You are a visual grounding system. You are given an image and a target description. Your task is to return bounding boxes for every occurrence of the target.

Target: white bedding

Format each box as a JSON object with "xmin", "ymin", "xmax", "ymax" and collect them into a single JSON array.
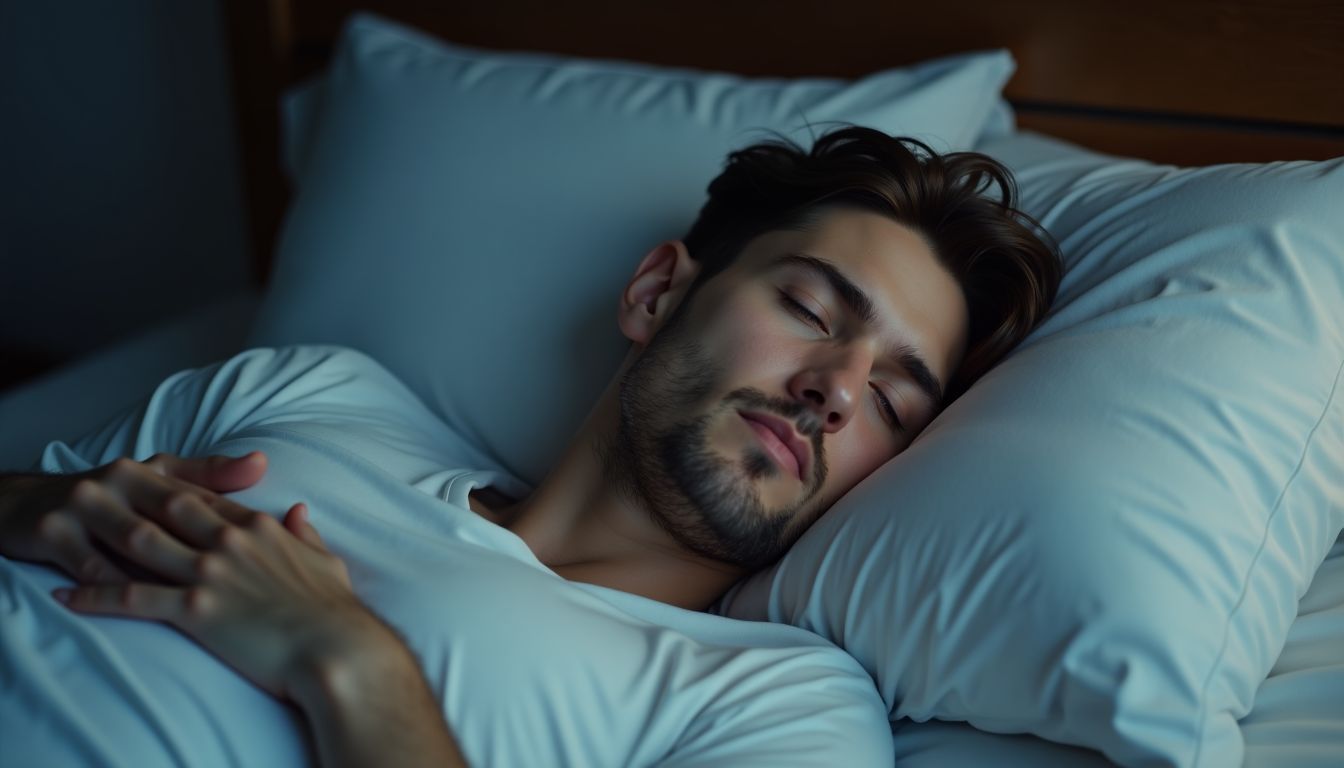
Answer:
[
  {"xmin": 888, "ymin": 533, "xmax": 1344, "ymax": 767},
  {"xmin": 0, "ymin": 289, "xmax": 261, "ymax": 472},
  {"xmin": 2, "ymin": 345, "xmax": 891, "ymax": 767},
  {"xmin": 270, "ymin": 20, "xmax": 1344, "ymax": 758},
  {"xmin": 1, "ymin": 287, "xmax": 1341, "ymax": 766}
]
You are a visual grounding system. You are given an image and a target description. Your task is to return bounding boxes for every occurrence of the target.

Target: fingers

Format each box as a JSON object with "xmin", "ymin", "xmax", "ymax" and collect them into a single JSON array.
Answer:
[
  {"xmin": 200, "ymin": 495, "xmax": 271, "ymax": 528},
  {"xmin": 165, "ymin": 493, "xmax": 237, "ymax": 549},
  {"xmin": 54, "ymin": 582, "xmax": 191, "ymax": 624},
  {"xmin": 73, "ymin": 480, "xmax": 201, "ymax": 584},
  {"xmin": 143, "ymin": 454, "xmax": 271, "ymax": 526},
  {"xmin": 118, "ymin": 479, "xmax": 235, "ymax": 548},
  {"xmin": 37, "ymin": 512, "xmax": 131, "ymax": 584},
  {"xmin": 10, "ymin": 453, "xmax": 308, "ymax": 599},
  {"xmin": 282, "ymin": 503, "xmax": 329, "ymax": 552},
  {"xmin": 146, "ymin": 451, "xmax": 268, "ymax": 493},
  {"xmin": 108, "ymin": 455, "xmax": 262, "ymax": 532}
]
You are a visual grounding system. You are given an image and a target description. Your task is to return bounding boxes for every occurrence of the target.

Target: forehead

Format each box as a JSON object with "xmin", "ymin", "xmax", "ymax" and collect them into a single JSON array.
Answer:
[{"xmin": 735, "ymin": 206, "xmax": 969, "ymax": 383}]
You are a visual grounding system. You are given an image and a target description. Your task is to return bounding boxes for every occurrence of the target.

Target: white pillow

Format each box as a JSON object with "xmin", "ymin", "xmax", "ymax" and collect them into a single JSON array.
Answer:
[
  {"xmin": 249, "ymin": 12, "xmax": 1015, "ymax": 483},
  {"xmin": 715, "ymin": 131, "xmax": 1344, "ymax": 766},
  {"xmin": 249, "ymin": 13, "xmax": 1344, "ymax": 764}
]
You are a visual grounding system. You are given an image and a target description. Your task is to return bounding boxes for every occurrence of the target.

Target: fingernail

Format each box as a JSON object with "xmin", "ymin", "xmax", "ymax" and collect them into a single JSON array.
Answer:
[{"xmin": 52, "ymin": 588, "xmax": 72, "ymax": 604}]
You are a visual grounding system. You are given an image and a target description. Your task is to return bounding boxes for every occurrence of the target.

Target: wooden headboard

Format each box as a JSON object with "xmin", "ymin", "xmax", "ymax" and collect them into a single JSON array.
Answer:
[{"xmin": 224, "ymin": 0, "xmax": 1344, "ymax": 285}]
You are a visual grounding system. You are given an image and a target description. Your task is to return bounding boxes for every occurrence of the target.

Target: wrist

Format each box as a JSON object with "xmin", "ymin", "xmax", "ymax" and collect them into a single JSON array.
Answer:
[
  {"xmin": 288, "ymin": 610, "xmax": 415, "ymax": 710},
  {"xmin": 287, "ymin": 610, "xmax": 465, "ymax": 768},
  {"xmin": 0, "ymin": 472, "xmax": 69, "ymax": 533},
  {"xmin": 0, "ymin": 474, "xmax": 39, "ymax": 518}
]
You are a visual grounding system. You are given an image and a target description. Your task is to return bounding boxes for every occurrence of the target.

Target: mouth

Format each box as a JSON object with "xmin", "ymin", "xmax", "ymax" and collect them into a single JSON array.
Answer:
[{"xmin": 738, "ymin": 410, "xmax": 810, "ymax": 482}]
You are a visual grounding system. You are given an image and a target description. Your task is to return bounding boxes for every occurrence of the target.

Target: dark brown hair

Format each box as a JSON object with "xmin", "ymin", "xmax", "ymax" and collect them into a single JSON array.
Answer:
[{"xmin": 681, "ymin": 125, "xmax": 1061, "ymax": 402}]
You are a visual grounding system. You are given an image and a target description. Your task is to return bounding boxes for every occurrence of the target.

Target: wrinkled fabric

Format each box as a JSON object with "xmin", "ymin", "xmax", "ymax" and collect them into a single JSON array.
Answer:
[{"xmin": 1, "ymin": 345, "xmax": 890, "ymax": 767}]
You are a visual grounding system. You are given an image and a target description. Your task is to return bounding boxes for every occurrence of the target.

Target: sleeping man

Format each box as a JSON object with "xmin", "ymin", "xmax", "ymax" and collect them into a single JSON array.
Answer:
[{"xmin": 0, "ymin": 127, "xmax": 1059, "ymax": 767}]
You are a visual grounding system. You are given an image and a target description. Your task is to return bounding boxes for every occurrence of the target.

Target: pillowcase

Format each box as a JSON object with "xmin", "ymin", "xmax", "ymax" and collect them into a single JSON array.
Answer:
[
  {"xmin": 715, "ymin": 131, "xmax": 1344, "ymax": 766},
  {"xmin": 249, "ymin": 12, "xmax": 1015, "ymax": 483},
  {"xmin": 253, "ymin": 12, "xmax": 1344, "ymax": 764}
]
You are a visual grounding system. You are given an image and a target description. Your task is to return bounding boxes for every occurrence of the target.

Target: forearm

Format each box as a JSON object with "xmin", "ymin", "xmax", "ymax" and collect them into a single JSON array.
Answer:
[
  {"xmin": 292, "ymin": 620, "xmax": 468, "ymax": 768},
  {"xmin": 0, "ymin": 472, "xmax": 72, "ymax": 546}
]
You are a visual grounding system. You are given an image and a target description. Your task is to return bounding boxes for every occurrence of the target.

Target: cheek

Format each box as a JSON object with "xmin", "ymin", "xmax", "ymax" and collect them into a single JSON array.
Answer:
[{"xmin": 702, "ymin": 298, "xmax": 804, "ymax": 383}]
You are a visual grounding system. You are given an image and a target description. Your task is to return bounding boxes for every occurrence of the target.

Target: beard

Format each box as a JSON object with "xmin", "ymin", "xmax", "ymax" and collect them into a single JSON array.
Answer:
[{"xmin": 597, "ymin": 297, "xmax": 826, "ymax": 571}]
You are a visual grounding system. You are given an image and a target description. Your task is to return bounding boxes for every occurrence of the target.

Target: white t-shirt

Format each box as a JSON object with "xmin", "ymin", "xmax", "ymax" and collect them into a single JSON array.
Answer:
[{"xmin": 0, "ymin": 345, "xmax": 890, "ymax": 767}]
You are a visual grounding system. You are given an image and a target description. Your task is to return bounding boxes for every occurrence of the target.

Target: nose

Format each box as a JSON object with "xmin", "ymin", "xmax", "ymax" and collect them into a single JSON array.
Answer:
[{"xmin": 789, "ymin": 345, "xmax": 872, "ymax": 434}]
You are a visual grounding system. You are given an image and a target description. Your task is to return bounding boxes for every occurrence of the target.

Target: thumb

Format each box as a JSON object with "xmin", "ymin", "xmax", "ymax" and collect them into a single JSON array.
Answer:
[
  {"xmin": 282, "ymin": 503, "xmax": 329, "ymax": 552},
  {"xmin": 153, "ymin": 451, "xmax": 268, "ymax": 492}
]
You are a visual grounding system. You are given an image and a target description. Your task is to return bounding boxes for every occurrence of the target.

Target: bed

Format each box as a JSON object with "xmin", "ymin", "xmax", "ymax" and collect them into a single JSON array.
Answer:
[{"xmin": 3, "ymin": 1, "xmax": 1342, "ymax": 766}]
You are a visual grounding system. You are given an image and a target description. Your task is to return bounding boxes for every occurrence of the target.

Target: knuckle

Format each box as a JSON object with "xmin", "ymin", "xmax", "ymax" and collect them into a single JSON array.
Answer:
[
  {"xmin": 123, "ymin": 521, "xmax": 155, "ymax": 552},
  {"xmin": 119, "ymin": 584, "xmax": 139, "ymax": 610},
  {"xmin": 162, "ymin": 499, "xmax": 184, "ymax": 523},
  {"xmin": 217, "ymin": 501, "xmax": 252, "ymax": 525},
  {"xmin": 183, "ymin": 587, "xmax": 214, "ymax": 618},
  {"xmin": 247, "ymin": 513, "xmax": 278, "ymax": 533},
  {"xmin": 165, "ymin": 492, "xmax": 195, "ymax": 515},
  {"xmin": 70, "ymin": 478, "xmax": 102, "ymax": 504},
  {"xmin": 110, "ymin": 457, "xmax": 142, "ymax": 476},
  {"xmin": 195, "ymin": 553, "xmax": 225, "ymax": 580},
  {"xmin": 217, "ymin": 526, "xmax": 246, "ymax": 551}
]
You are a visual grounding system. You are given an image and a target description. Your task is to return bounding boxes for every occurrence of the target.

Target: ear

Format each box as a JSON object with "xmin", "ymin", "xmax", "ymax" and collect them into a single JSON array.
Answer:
[{"xmin": 617, "ymin": 240, "xmax": 701, "ymax": 345}]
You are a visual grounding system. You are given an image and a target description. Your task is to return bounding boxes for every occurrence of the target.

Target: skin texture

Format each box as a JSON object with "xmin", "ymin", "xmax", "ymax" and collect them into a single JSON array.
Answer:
[
  {"xmin": 1, "ymin": 455, "xmax": 466, "ymax": 767},
  {"xmin": 0, "ymin": 204, "xmax": 968, "ymax": 766},
  {"xmin": 479, "ymin": 205, "xmax": 970, "ymax": 608},
  {"xmin": 0, "ymin": 453, "xmax": 280, "ymax": 584}
]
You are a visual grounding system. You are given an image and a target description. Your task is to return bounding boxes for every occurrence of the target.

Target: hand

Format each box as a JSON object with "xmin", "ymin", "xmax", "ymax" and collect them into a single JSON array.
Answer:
[
  {"xmin": 0, "ymin": 452, "xmax": 281, "ymax": 584},
  {"xmin": 53, "ymin": 503, "xmax": 395, "ymax": 701}
]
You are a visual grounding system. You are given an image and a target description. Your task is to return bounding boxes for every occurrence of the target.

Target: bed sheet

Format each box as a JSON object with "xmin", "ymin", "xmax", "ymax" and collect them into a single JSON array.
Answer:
[
  {"xmin": 2, "ymin": 193, "xmax": 1341, "ymax": 767},
  {"xmin": 6, "ymin": 295, "xmax": 1342, "ymax": 767},
  {"xmin": 2, "ymin": 346, "xmax": 893, "ymax": 766},
  {"xmin": 0, "ymin": 289, "xmax": 260, "ymax": 472}
]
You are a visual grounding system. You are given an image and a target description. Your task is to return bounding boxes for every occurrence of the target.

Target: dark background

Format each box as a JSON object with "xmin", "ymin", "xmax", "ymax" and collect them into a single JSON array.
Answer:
[{"xmin": 0, "ymin": 0, "xmax": 252, "ymax": 392}]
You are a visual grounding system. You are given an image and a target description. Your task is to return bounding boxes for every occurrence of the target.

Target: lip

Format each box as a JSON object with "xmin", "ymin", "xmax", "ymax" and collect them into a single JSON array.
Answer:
[{"xmin": 738, "ymin": 410, "xmax": 810, "ymax": 482}]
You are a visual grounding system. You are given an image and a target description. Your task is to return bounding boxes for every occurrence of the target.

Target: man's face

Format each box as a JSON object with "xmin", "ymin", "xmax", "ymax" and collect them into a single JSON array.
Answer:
[{"xmin": 607, "ymin": 206, "xmax": 969, "ymax": 570}]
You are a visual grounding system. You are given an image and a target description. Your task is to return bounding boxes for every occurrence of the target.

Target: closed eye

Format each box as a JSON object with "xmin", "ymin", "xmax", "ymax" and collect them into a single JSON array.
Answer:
[
  {"xmin": 782, "ymin": 291, "xmax": 905, "ymax": 435},
  {"xmin": 780, "ymin": 291, "xmax": 827, "ymax": 332},
  {"xmin": 871, "ymin": 384, "xmax": 905, "ymax": 434}
]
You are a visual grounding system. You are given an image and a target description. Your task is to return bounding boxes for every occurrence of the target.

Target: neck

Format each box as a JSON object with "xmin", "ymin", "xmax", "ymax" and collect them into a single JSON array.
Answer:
[{"xmin": 474, "ymin": 375, "xmax": 746, "ymax": 611}]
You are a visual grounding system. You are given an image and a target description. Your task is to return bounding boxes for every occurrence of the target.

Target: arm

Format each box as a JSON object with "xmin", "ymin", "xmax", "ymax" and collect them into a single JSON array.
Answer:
[
  {"xmin": 0, "ymin": 473, "xmax": 65, "ymax": 533},
  {"xmin": 53, "ymin": 502, "xmax": 469, "ymax": 768},
  {"xmin": 1, "ymin": 348, "xmax": 371, "ymax": 580},
  {"xmin": 292, "ymin": 616, "xmax": 468, "ymax": 768},
  {"xmin": 7, "ymin": 346, "xmax": 466, "ymax": 763}
]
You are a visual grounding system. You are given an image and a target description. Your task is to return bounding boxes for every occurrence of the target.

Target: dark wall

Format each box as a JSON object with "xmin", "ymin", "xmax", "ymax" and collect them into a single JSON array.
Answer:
[{"xmin": 0, "ymin": 0, "xmax": 251, "ymax": 389}]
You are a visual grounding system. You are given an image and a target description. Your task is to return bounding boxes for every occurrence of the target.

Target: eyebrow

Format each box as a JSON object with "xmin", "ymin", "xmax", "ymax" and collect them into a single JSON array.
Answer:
[{"xmin": 771, "ymin": 252, "xmax": 945, "ymax": 407}]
